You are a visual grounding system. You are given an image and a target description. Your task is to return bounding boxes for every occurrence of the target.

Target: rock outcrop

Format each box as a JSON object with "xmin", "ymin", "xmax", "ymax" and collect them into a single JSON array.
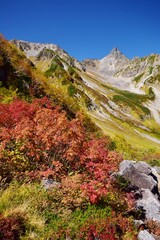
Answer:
[
  {"xmin": 119, "ymin": 160, "xmax": 160, "ymax": 239},
  {"xmin": 119, "ymin": 160, "xmax": 158, "ymax": 195},
  {"xmin": 138, "ymin": 230, "xmax": 155, "ymax": 240},
  {"xmin": 11, "ymin": 39, "xmax": 83, "ymax": 70}
]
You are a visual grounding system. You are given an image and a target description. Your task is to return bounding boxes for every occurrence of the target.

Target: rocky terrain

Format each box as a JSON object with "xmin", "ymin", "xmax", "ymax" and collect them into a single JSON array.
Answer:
[
  {"xmin": 118, "ymin": 160, "xmax": 160, "ymax": 240},
  {"xmin": 11, "ymin": 39, "xmax": 82, "ymax": 71}
]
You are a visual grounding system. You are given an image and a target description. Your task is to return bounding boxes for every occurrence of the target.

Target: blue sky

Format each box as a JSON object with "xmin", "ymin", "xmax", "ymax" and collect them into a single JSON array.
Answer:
[{"xmin": 1, "ymin": 0, "xmax": 160, "ymax": 61}]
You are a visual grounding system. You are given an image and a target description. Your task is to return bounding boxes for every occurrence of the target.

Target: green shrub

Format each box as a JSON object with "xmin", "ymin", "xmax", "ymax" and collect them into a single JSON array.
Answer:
[{"xmin": 68, "ymin": 84, "xmax": 77, "ymax": 96}]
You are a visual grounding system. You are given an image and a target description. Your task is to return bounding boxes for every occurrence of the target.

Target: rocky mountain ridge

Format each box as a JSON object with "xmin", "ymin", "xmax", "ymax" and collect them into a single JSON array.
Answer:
[
  {"xmin": 11, "ymin": 39, "xmax": 82, "ymax": 70},
  {"xmin": 81, "ymin": 47, "xmax": 160, "ymax": 126}
]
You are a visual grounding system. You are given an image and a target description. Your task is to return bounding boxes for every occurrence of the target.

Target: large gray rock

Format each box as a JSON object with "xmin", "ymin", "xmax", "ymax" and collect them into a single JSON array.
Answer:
[
  {"xmin": 137, "ymin": 189, "xmax": 160, "ymax": 222},
  {"xmin": 119, "ymin": 160, "xmax": 158, "ymax": 194},
  {"xmin": 138, "ymin": 230, "xmax": 155, "ymax": 240}
]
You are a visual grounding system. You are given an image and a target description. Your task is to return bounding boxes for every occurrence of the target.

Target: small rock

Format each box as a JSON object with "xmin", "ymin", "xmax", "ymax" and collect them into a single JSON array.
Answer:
[
  {"xmin": 138, "ymin": 230, "xmax": 155, "ymax": 240},
  {"xmin": 42, "ymin": 178, "xmax": 60, "ymax": 190}
]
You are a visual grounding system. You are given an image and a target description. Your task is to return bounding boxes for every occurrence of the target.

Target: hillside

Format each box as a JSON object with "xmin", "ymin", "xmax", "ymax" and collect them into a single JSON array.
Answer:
[
  {"xmin": 1, "ymin": 36, "xmax": 160, "ymax": 239},
  {"xmin": 12, "ymin": 39, "xmax": 160, "ymax": 158}
]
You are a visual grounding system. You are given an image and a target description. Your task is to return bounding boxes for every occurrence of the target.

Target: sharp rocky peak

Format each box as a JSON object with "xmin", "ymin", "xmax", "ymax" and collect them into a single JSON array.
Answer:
[
  {"xmin": 110, "ymin": 47, "xmax": 122, "ymax": 54},
  {"xmin": 104, "ymin": 47, "xmax": 129, "ymax": 61}
]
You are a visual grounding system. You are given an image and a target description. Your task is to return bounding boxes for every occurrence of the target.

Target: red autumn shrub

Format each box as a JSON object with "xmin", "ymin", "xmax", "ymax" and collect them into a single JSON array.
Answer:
[
  {"xmin": 0, "ymin": 214, "xmax": 25, "ymax": 240},
  {"xmin": 0, "ymin": 97, "xmax": 122, "ymax": 204}
]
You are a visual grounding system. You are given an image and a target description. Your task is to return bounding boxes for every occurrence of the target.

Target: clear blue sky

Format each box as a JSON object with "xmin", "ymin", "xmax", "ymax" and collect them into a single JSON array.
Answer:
[{"xmin": 1, "ymin": 0, "xmax": 160, "ymax": 61}]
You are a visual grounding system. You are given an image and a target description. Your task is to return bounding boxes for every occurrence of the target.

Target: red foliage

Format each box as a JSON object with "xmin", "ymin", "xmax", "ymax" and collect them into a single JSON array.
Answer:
[
  {"xmin": 0, "ymin": 214, "xmax": 25, "ymax": 240},
  {"xmin": 87, "ymin": 224, "xmax": 117, "ymax": 240},
  {"xmin": 79, "ymin": 213, "xmax": 136, "ymax": 240},
  {"xmin": 0, "ymin": 97, "xmax": 122, "ymax": 203},
  {"xmin": 79, "ymin": 216, "xmax": 118, "ymax": 240}
]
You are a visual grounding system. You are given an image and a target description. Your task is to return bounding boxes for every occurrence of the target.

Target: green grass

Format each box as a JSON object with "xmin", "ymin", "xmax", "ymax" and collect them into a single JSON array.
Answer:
[
  {"xmin": 101, "ymin": 84, "xmax": 153, "ymax": 116},
  {"xmin": 148, "ymin": 55, "xmax": 156, "ymax": 64},
  {"xmin": 112, "ymin": 94, "xmax": 150, "ymax": 115},
  {"xmin": 0, "ymin": 182, "xmax": 46, "ymax": 239},
  {"xmin": 133, "ymin": 73, "xmax": 144, "ymax": 83},
  {"xmin": 149, "ymin": 66, "xmax": 154, "ymax": 75},
  {"xmin": 89, "ymin": 112, "xmax": 160, "ymax": 158},
  {"xmin": 0, "ymin": 181, "xmax": 113, "ymax": 240},
  {"xmin": 77, "ymin": 71, "xmax": 160, "ymax": 157}
]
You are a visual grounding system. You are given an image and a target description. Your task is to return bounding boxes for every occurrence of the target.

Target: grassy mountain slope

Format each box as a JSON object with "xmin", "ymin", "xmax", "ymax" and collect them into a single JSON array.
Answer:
[
  {"xmin": 79, "ymin": 70, "xmax": 160, "ymax": 153},
  {"xmin": 0, "ymin": 36, "xmax": 140, "ymax": 239},
  {"xmin": 16, "ymin": 39, "xmax": 160, "ymax": 158}
]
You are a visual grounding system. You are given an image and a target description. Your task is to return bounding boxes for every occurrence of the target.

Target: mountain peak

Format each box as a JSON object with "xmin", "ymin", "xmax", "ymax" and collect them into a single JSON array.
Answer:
[
  {"xmin": 108, "ymin": 47, "xmax": 128, "ymax": 60},
  {"xmin": 110, "ymin": 47, "xmax": 121, "ymax": 53},
  {"xmin": 97, "ymin": 48, "xmax": 129, "ymax": 74}
]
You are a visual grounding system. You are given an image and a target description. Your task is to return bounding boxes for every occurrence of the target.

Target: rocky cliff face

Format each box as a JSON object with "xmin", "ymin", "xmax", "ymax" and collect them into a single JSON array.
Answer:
[
  {"xmin": 11, "ymin": 39, "xmax": 66, "ymax": 58},
  {"xmin": 98, "ymin": 47, "xmax": 129, "ymax": 74}
]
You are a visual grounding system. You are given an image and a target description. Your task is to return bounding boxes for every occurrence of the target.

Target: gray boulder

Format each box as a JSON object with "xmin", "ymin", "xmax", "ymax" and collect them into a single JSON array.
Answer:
[
  {"xmin": 137, "ymin": 189, "xmax": 160, "ymax": 222},
  {"xmin": 138, "ymin": 230, "xmax": 155, "ymax": 240},
  {"xmin": 119, "ymin": 160, "xmax": 158, "ymax": 194}
]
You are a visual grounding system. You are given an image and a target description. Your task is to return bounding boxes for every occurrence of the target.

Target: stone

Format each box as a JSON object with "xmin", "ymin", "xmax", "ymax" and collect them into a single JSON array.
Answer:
[
  {"xmin": 154, "ymin": 167, "xmax": 160, "ymax": 175},
  {"xmin": 138, "ymin": 230, "xmax": 155, "ymax": 240},
  {"xmin": 136, "ymin": 189, "xmax": 160, "ymax": 222},
  {"xmin": 119, "ymin": 160, "xmax": 158, "ymax": 194},
  {"xmin": 152, "ymin": 167, "xmax": 160, "ymax": 192},
  {"xmin": 119, "ymin": 160, "xmax": 136, "ymax": 173},
  {"xmin": 41, "ymin": 178, "xmax": 60, "ymax": 190},
  {"xmin": 152, "ymin": 235, "xmax": 160, "ymax": 240}
]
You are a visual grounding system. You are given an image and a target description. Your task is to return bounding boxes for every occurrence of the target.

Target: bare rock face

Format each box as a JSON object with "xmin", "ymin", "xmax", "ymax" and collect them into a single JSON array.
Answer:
[
  {"xmin": 82, "ymin": 48, "xmax": 129, "ymax": 74},
  {"xmin": 11, "ymin": 39, "xmax": 31, "ymax": 51},
  {"xmin": 99, "ymin": 47, "xmax": 129, "ymax": 74},
  {"xmin": 11, "ymin": 39, "xmax": 60, "ymax": 57},
  {"xmin": 82, "ymin": 59, "xmax": 98, "ymax": 68}
]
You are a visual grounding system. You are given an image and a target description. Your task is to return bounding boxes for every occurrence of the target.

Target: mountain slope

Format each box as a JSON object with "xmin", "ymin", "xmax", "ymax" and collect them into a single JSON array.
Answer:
[
  {"xmin": 12, "ymin": 39, "xmax": 160, "ymax": 156},
  {"xmin": 1, "ymin": 37, "xmax": 140, "ymax": 240},
  {"xmin": 80, "ymin": 51, "xmax": 160, "ymax": 153}
]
